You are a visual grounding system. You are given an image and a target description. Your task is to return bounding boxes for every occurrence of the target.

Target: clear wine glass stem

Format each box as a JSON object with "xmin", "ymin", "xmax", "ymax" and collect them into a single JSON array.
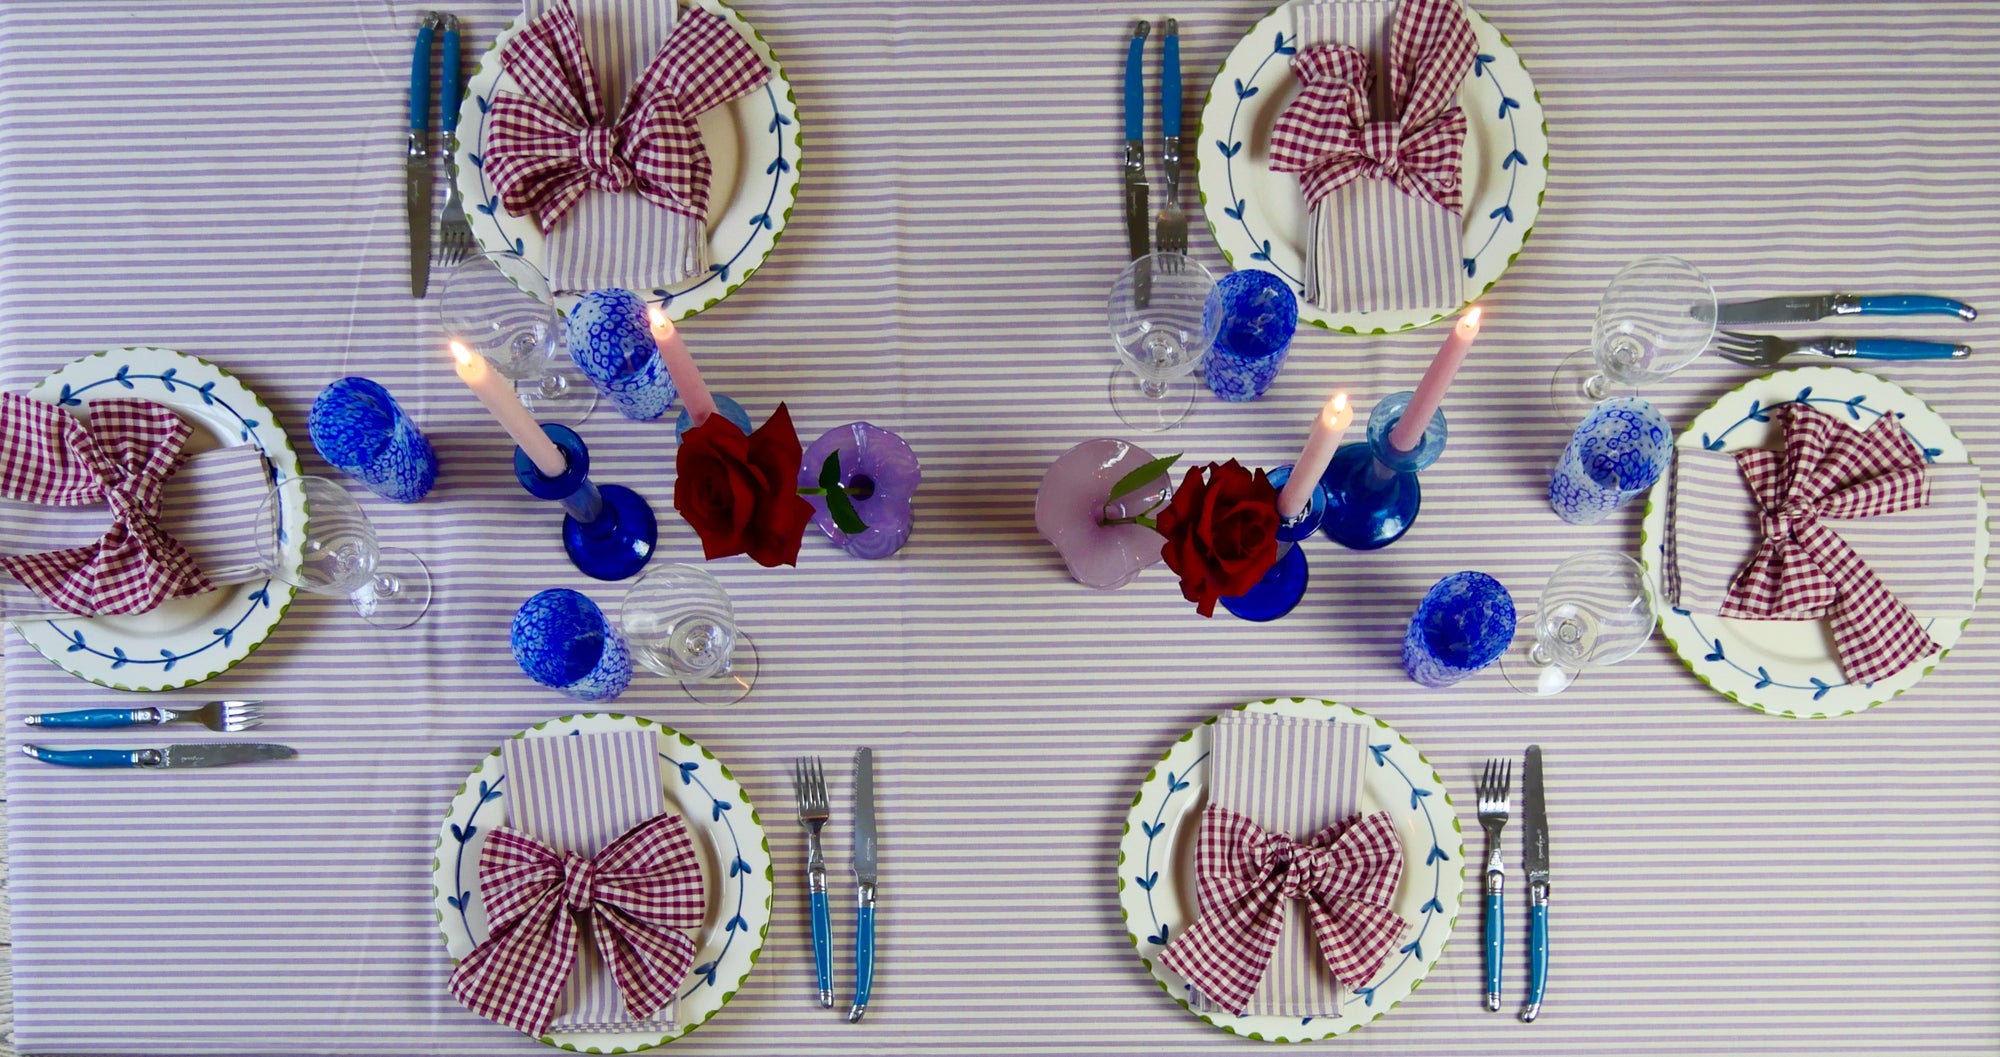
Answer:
[
  {"xmin": 1139, "ymin": 377, "xmax": 1168, "ymax": 399},
  {"xmin": 1583, "ymin": 372, "xmax": 1613, "ymax": 399}
]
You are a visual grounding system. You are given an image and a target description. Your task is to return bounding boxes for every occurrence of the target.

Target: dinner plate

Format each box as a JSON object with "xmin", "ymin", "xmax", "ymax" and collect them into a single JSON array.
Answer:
[
  {"xmin": 454, "ymin": 0, "xmax": 802, "ymax": 320},
  {"xmin": 1116, "ymin": 697, "xmax": 1464, "ymax": 1042},
  {"xmin": 1638, "ymin": 367, "xmax": 1989, "ymax": 718},
  {"xmin": 1197, "ymin": 1, "xmax": 1548, "ymax": 334},
  {"xmin": 431, "ymin": 712, "xmax": 774, "ymax": 1052},
  {"xmin": 14, "ymin": 347, "xmax": 301, "ymax": 692}
]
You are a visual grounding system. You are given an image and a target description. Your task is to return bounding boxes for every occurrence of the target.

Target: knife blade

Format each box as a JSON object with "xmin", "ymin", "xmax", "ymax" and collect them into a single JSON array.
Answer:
[
  {"xmin": 21, "ymin": 743, "xmax": 297, "ymax": 769},
  {"xmin": 1123, "ymin": 20, "xmax": 1152, "ymax": 284},
  {"xmin": 1521, "ymin": 745, "xmax": 1549, "ymax": 1023},
  {"xmin": 847, "ymin": 747, "xmax": 877, "ymax": 1023},
  {"xmin": 1714, "ymin": 294, "xmax": 1977, "ymax": 324},
  {"xmin": 407, "ymin": 12, "xmax": 442, "ymax": 298}
]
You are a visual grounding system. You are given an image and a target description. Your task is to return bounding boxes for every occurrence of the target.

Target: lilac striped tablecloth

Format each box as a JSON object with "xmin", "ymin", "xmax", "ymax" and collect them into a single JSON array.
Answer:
[{"xmin": 2, "ymin": 2, "xmax": 1997, "ymax": 1054}]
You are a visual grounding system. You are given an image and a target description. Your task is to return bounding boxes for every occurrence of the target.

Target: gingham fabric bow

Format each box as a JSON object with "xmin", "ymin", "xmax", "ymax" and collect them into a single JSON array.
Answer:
[
  {"xmin": 1268, "ymin": 0, "xmax": 1476, "ymax": 213},
  {"xmin": 483, "ymin": 2, "xmax": 770, "ymax": 232},
  {"xmin": 1721, "ymin": 402, "xmax": 1940, "ymax": 685},
  {"xmin": 0, "ymin": 393, "xmax": 213, "ymax": 615},
  {"xmin": 447, "ymin": 812, "xmax": 706, "ymax": 1037},
  {"xmin": 1159, "ymin": 806, "xmax": 1407, "ymax": 1015}
]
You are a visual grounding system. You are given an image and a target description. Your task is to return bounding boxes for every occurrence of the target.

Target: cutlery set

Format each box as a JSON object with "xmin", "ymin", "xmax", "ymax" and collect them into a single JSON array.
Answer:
[
  {"xmin": 1124, "ymin": 18, "xmax": 1189, "ymax": 305},
  {"xmin": 21, "ymin": 700, "xmax": 294, "ymax": 770},
  {"xmin": 1710, "ymin": 292, "xmax": 1976, "ymax": 366},
  {"xmin": 794, "ymin": 749, "xmax": 879, "ymax": 1023},
  {"xmin": 409, "ymin": 11, "xmax": 472, "ymax": 298},
  {"xmin": 1478, "ymin": 746, "xmax": 1550, "ymax": 1022}
]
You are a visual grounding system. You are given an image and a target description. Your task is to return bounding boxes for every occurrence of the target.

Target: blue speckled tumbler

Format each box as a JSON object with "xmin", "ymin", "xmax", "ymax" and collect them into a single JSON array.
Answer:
[
  {"xmin": 1548, "ymin": 397, "xmax": 1673, "ymax": 525},
  {"xmin": 308, "ymin": 377, "xmax": 437, "ymax": 503},
  {"xmin": 510, "ymin": 589, "xmax": 633, "ymax": 702},
  {"xmin": 1402, "ymin": 571, "xmax": 1516, "ymax": 688},
  {"xmin": 566, "ymin": 289, "xmax": 679, "ymax": 421},
  {"xmin": 1203, "ymin": 269, "xmax": 1299, "ymax": 402}
]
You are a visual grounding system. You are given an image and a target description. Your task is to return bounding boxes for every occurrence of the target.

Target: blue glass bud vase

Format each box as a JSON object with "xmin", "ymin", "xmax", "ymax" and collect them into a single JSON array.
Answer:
[
  {"xmin": 1220, "ymin": 463, "xmax": 1325, "ymax": 622},
  {"xmin": 308, "ymin": 377, "xmax": 437, "ymax": 502},
  {"xmin": 674, "ymin": 394, "xmax": 754, "ymax": 440},
  {"xmin": 1320, "ymin": 390, "xmax": 1447, "ymax": 550},
  {"xmin": 566, "ymin": 289, "xmax": 678, "ymax": 421},
  {"xmin": 514, "ymin": 423, "xmax": 657, "ymax": 581},
  {"xmin": 511, "ymin": 588, "xmax": 632, "ymax": 702}
]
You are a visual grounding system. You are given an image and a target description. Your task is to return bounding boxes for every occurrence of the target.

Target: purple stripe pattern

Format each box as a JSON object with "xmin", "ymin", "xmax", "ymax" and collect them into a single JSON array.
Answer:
[{"xmin": 3, "ymin": 1, "xmax": 2000, "ymax": 1055}]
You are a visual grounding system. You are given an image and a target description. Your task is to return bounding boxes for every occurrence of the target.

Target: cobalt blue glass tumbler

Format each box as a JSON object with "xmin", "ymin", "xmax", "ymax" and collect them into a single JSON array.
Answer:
[
  {"xmin": 514, "ymin": 423, "xmax": 657, "ymax": 582},
  {"xmin": 674, "ymin": 393, "xmax": 755, "ymax": 441},
  {"xmin": 1220, "ymin": 464, "xmax": 1324, "ymax": 622},
  {"xmin": 308, "ymin": 377, "xmax": 437, "ymax": 503},
  {"xmin": 566, "ymin": 289, "xmax": 678, "ymax": 421},
  {"xmin": 1203, "ymin": 270, "xmax": 1299, "ymax": 402},
  {"xmin": 511, "ymin": 588, "xmax": 633, "ymax": 702},
  {"xmin": 1549, "ymin": 397, "xmax": 1673, "ymax": 525},
  {"xmin": 1402, "ymin": 571, "xmax": 1516, "ymax": 688},
  {"xmin": 1320, "ymin": 390, "xmax": 1447, "ymax": 550}
]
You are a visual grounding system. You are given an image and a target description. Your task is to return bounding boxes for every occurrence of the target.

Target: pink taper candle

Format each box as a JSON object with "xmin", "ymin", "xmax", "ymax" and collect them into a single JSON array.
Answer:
[
  {"xmin": 648, "ymin": 307, "xmax": 718, "ymax": 429},
  {"xmin": 1387, "ymin": 305, "xmax": 1482, "ymax": 453},
  {"xmin": 450, "ymin": 341, "xmax": 568, "ymax": 478},
  {"xmin": 1278, "ymin": 391, "xmax": 1352, "ymax": 519}
]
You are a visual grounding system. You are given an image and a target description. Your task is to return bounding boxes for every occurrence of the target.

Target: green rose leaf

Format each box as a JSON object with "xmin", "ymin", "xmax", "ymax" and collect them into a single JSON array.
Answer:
[
  {"xmin": 824, "ymin": 485, "xmax": 868, "ymax": 536},
  {"xmin": 818, "ymin": 450, "xmax": 842, "ymax": 491},
  {"xmin": 1106, "ymin": 453, "xmax": 1180, "ymax": 509}
]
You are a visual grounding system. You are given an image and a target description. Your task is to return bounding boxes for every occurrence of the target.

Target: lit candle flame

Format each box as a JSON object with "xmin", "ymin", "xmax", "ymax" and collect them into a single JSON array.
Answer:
[
  {"xmin": 1461, "ymin": 306, "xmax": 1483, "ymax": 330},
  {"xmin": 449, "ymin": 341, "xmax": 474, "ymax": 367},
  {"xmin": 1333, "ymin": 391, "xmax": 1349, "ymax": 413},
  {"xmin": 647, "ymin": 306, "xmax": 669, "ymax": 329}
]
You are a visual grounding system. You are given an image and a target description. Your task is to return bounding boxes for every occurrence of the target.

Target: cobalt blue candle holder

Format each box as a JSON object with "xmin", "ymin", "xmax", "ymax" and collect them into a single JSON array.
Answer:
[
  {"xmin": 513, "ymin": 423, "xmax": 657, "ymax": 582},
  {"xmin": 307, "ymin": 377, "xmax": 437, "ymax": 503},
  {"xmin": 1549, "ymin": 397, "xmax": 1673, "ymax": 525},
  {"xmin": 510, "ymin": 588, "xmax": 633, "ymax": 702},
  {"xmin": 566, "ymin": 288, "xmax": 678, "ymax": 421},
  {"xmin": 674, "ymin": 393, "xmax": 754, "ymax": 440},
  {"xmin": 1402, "ymin": 571, "xmax": 1516, "ymax": 688},
  {"xmin": 1220, "ymin": 463, "xmax": 1325, "ymax": 622},
  {"xmin": 1320, "ymin": 390, "xmax": 1448, "ymax": 550},
  {"xmin": 1203, "ymin": 270, "xmax": 1299, "ymax": 402}
]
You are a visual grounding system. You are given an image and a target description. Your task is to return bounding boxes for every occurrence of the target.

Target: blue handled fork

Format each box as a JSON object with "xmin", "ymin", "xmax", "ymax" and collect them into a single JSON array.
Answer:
[
  {"xmin": 1477, "ymin": 757, "xmax": 1512, "ymax": 1012},
  {"xmin": 792, "ymin": 755, "xmax": 835, "ymax": 1008}
]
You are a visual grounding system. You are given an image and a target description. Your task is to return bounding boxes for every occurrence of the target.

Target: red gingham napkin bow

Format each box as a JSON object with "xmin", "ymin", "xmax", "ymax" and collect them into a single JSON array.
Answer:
[
  {"xmin": 1268, "ymin": 0, "xmax": 1476, "ymax": 214},
  {"xmin": 447, "ymin": 811, "xmax": 705, "ymax": 1037},
  {"xmin": 483, "ymin": 2, "xmax": 771, "ymax": 232},
  {"xmin": 0, "ymin": 392, "xmax": 214, "ymax": 615},
  {"xmin": 1159, "ymin": 806, "xmax": 1407, "ymax": 1015},
  {"xmin": 1721, "ymin": 402, "xmax": 1940, "ymax": 685}
]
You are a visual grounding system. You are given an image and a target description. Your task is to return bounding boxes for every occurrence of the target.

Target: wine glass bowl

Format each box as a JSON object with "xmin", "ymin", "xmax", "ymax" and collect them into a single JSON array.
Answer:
[
  {"xmin": 439, "ymin": 251, "xmax": 596, "ymax": 423},
  {"xmin": 1105, "ymin": 253, "xmax": 1221, "ymax": 432},
  {"xmin": 255, "ymin": 476, "xmax": 432, "ymax": 629},
  {"xmin": 619, "ymin": 564, "xmax": 758, "ymax": 705},
  {"xmin": 1554, "ymin": 255, "xmax": 1716, "ymax": 408},
  {"xmin": 1501, "ymin": 551, "xmax": 1654, "ymax": 695}
]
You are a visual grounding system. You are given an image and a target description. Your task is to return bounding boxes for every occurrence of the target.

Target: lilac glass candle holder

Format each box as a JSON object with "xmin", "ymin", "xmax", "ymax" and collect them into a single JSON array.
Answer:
[
  {"xmin": 1549, "ymin": 397, "xmax": 1673, "ymax": 525},
  {"xmin": 513, "ymin": 423, "xmax": 657, "ymax": 582},
  {"xmin": 308, "ymin": 377, "xmax": 437, "ymax": 503},
  {"xmin": 510, "ymin": 588, "xmax": 633, "ymax": 702},
  {"xmin": 1402, "ymin": 571, "xmax": 1516, "ymax": 688},
  {"xmin": 799, "ymin": 422, "xmax": 921, "ymax": 560},
  {"xmin": 1320, "ymin": 390, "xmax": 1448, "ymax": 550},
  {"xmin": 1218, "ymin": 463, "xmax": 1325, "ymax": 622},
  {"xmin": 1203, "ymin": 269, "xmax": 1300, "ymax": 402},
  {"xmin": 1035, "ymin": 439, "xmax": 1171, "ymax": 590}
]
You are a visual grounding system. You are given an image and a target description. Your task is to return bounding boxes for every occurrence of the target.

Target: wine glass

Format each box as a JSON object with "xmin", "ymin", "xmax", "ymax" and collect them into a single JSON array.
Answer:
[
  {"xmin": 619, "ymin": 564, "xmax": 757, "ymax": 705},
  {"xmin": 255, "ymin": 476, "xmax": 432, "ymax": 629},
  {"xmin": 1552, "ymin": 256, "xmax": 1716, "ymax": 412},
  {"xmin": 1106, "ymin": 253, "xmax": 1221, "ymax": 432},
  {"xmin": 440, "ymin": 251, "xmax": 597, "ymax": 423},
  {"xmin": 1500, "ymin": 551, "xmax": 1655, "ymax": 695}
]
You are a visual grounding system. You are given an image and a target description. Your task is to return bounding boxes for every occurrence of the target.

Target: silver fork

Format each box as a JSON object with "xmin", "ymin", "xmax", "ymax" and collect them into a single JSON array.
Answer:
[
  {"xmin": 1154, "ymin": 18, "xmax": 1187, "ymax": 269},
  {"xmin": 792, "ymin": 755, "xmax": 835, "ymax": 1008},
  {"xmin": 1477, "ymin": 757, "xmax": 1512, "ymax": 1013},
  {"xmin": 24, "ymin": 700, "xmax": 264, "ymax": 732},
  {"xmin": 436, "ymin": 13, "xmax": 474, "ymax": 269},
  {"xmin": 1714, "ymin": 329, "xmax": 1971, "ymax": 367}
]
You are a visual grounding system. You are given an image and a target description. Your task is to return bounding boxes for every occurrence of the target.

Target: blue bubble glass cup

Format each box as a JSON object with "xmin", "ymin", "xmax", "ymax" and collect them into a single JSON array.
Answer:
[
  {"xmin": 1548, "ymin": 397, "xmax": 1673, "ymax": 525},
  {"xmin": 511, "ymin": 588, "xmax": 633, "ymax": 702},
  {"xmin": 567, "ymin": 288, "xmax": 678, "ymax": 422},
  {"xmin": 1203, "ymin": 270, "xmax": 1299, "ymax": 402},
  {"xmin": 1402, "ymin": 571, "xmax": 1517, "ymax": 688},
  {"xmin": 308, "ymin": 378, "xmax": 437, "ymax": 503}
]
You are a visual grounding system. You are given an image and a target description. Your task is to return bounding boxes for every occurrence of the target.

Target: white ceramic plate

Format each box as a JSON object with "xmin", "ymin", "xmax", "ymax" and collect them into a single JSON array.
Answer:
[
  {"xmin": 454, "ymin": 0, "xmax": 802, "ymax": 319},
  {"xmin": 1198, "ymin": 2, "xmax": 1548, "ymax": 333},
  {"xmin": 15, "ymin": 347, "xmax": 301, "ymax": 692},
  {"xmin": 431, "ymin": 713, "xmax": 774, "ymax": 1052},
  {"xmin": 1117, "ymin": 698, "xmax": 1464, "ymax": 1042},
  {"xmin": 1638, "ymin": 367, "xmax": 1989, "ymax": 718}
]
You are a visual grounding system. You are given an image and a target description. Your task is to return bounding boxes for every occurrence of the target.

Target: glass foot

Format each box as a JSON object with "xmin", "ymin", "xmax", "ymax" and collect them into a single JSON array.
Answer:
[
  {"xmin": 518, "ymin": 357, "xmax": 598, "ymax": 426},
  {"xmin": 680, "ymin": 632, "xmax": 759, "ymax": 706},
  {"xmin": 353, "ymin": 547, "xmax": 433, "ymax": 630},
  {"xmin": 1108, "ymin": 367, "xmax": 1194, "ymax": 432},
  {"xmin": 1499, "ymin": 618, "xmax": 1580, "ymax": 696},
  {"xmin": 563, "ymin": 484, "xmax": 657, "ymax": 582},
  {"xmin": 1550, "ymin": 348, "xmax": 1628, "ymax": 418}
]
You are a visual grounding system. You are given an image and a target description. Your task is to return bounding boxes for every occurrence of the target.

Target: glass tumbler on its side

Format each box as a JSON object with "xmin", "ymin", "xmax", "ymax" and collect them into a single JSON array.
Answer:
[
  {"xmin": 620, "ymin": 563, "xmax": 759, "ymax": 706},
  {"xmin": 1548, "ymin": 397, "xmax": 1674, "ymax": 525},
  {"xmin": 1106, "ymin": 253, "xmax": 1221, "ymax": 432},
  {"xmin": 1402, "ymin": 571, "xmax": 1518, "ymax": 688},
  {"xmin": 510, "ymin": 588, "xmax": 633, "ymax": 703}
]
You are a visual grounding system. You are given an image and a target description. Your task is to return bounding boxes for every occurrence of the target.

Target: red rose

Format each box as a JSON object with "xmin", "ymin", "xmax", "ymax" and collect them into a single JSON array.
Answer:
[
  {"xmin": 673, "ymin": 402, "xmax": 817, "ymax": 568},
  {"xmin": 1154, "ymin": 459, "xmax": 1281, "ymax": 617}
]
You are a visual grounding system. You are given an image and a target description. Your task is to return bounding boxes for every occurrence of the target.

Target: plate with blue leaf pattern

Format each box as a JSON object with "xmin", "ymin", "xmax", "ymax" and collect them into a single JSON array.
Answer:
[
  {"xmin": 1197, "ymin": 1, "xmax": 1548, "ymax": 334},
  {"xmin": 1117, "ymin": 698, "xmax": 1463, "ymax": 1042},
  {"xmin": 1638, "ymin": 367, "xmax": 1988, "ymax": 718},
  {"xmin": 430, "ymin": 712, "xmax": 774, "ymax": 1053},
  {"xmin": 13, "ymin": 347, "xmax": 302, "ymax": 692},
  {"xmin": 453, "ymin": 0, "xmax": 802, "ymax": 321}
]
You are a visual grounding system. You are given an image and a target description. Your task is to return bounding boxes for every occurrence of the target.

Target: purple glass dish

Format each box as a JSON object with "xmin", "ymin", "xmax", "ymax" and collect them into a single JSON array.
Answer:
[
  {"xmin": 799, "ymin": 422, "xmax": 921, "ymax": 560},
  {"xmin": 1035, "ymin": 439, "xmax": 1170, "ymax": 590}
]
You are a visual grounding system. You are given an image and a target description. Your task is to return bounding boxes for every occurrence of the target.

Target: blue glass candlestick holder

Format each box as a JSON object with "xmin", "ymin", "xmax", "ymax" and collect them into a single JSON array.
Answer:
[
  {"xmin": 1319, "ymin": 390, "xmax": 1448, "ymax": 550},
  {"xmin": 674, "ymin": 393, "xmax": 754, "ymax": 440},
  {"xmin": 513, "ymin": 423, "xmax": 657, "ymax": 582},
  {"xmin": 1220, "ymin": 463, "xmax": 1325, "ymax": 622}
]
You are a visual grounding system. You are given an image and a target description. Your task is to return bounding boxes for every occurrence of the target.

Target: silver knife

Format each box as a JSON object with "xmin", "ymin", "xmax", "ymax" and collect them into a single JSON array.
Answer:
[
  {"xmin": 847, "ymin": 747, "xmax": 878, "ymax": 1024},
  {"xmin": 1521, "ymin": 745, "xmax": 1550, "ymax": 1023},
  {"xmin": 407, "ymin": 12, "xmax": 443, "ymax": 298},
  {"xmin": 1123, "ymin": 20, "xmax": 1152, "ymax": 289},
  {"xmin": 1714, "ymin": 294, "xmax": 1977, "ymax": 324},
  {"xmin": 21, "ymin": 743, "xmax": 297, "ymax": 769}
]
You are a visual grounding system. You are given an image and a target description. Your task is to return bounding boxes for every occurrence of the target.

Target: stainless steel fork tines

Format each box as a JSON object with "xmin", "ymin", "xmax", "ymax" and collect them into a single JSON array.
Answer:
[{"xmin": 1476, "ymin": 757, "xmax": 1513, "ymax": 1013}]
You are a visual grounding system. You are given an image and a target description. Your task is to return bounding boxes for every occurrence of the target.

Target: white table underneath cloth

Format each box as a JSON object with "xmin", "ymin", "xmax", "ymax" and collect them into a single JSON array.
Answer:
[{"xmin": 1, "ymin": 1, "xmax": 1996, "ymax": 1054}]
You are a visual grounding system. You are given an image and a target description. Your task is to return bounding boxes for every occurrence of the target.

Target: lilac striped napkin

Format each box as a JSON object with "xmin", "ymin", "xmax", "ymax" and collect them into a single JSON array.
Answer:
[
  {"xmin": 1666, "ymin": 447, "xmax": 1982, "ymax": 614},
  {"xmin": 522, "ymin": 0, "xmax": 707, "ymax": 295},
  {"xmin": 497, "ymin": 730, "xmax": 683, "ymax": 1032},
  {"xmin": 1293, "ymin": 1, "xmax": 1462, "ymax": 316},
  {"xmin": 1195, "ymin": 710, "xmax": 1380, "ymax": 1018}
]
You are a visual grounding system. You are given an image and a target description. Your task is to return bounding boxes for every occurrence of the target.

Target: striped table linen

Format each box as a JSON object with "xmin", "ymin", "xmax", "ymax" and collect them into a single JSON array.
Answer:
[{"xmin": 2, "ymin": 2, "xmax": 1998, "ymax": 1055}]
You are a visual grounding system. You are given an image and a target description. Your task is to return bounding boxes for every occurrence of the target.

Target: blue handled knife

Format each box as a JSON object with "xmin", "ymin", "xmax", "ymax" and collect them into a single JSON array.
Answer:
[
  {"xmin": 1716, "ymin": 294, "xmax": 1977, "ymax": 324},
  {"xmin": 1123, "ymin": 21, "xmax": 1151, "ymax": 265},
  {"xmin": 847, "ymin": 747, "xmax": 878, "ymax": 1023},
  {"xmin": 22, "ymin": 743, "xmax": 296, "ymax": 769},
  {"xmin": 407, "ymin": 12, "xmax": 443, "ymax": 298},
  {"xmin": 1521, "ymin": 745, "xmax": 1550, "ymax": 1022}
]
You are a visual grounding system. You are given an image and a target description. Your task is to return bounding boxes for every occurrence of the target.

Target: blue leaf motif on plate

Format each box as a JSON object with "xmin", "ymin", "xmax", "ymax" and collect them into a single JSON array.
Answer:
[
  {"xmin": 1134, "ymin": 871, "xmax": 1159, "ymax": 891},
  {"xmin": 1497, "ymin": 96, "xmax": 1520, "ymax": 118},
  {"xmin": 1702, "ymin": 432, "xmax": 1723, "ymax": 451},
  {"xmin": 1140, "ymin": 820, "xmax": 1164, "ymax": 839},
  {"xmin": 446, "ymin": 891, "xmax": 468, "ymax": 911},
  {"xmin": 1489, "ymin": 204, "xmax": 1514, "ymax": 222},
  {"xmin": 159, "ymin": 650, "xmax": 177, "ymax": 671},
  {"xmin": 1503, "ymin": 148, "xmax": 1528, "ymax": 169},
  {"xmin": 197, "ymin": 381, "xmax": 217, "ymax": 405},
  {"xmin": 114, "ymin": 365, "xmax": 133, "ymax": 388},
  {"xmin": 1234, "ymin": 78, "xmax": 1258, "ymax": 100},
  {"xmin": 1421, "ymin": 895, "xmax": 1445, "ymax": 913},
  {"xmin": 725, "ymin": 913, "xmax": 748, "ymax": 932},
  {"xmin": 1809, "ymin": 677, "xmax": 1832, "ymax": 700},
  {"xmin": 1223, "ymin": 198, "xmax": 1246, "ymax": 221},
  {"xmin": 1274, "ymin": 32, "xmax": 1295, "ymax": 56},
  {"xmin": 1747, "ymin": 399, "xmax": 1768, "ymax": 423},
  {"xmin": 1924, "ymin": 446, "xmax": 1943, "ymax": 460},
  {"xmin": 1355, "ymin": 985, "xmax": 1378, "ymax": 1006},
  {"xmin": 1796, "ymin": 386, "xmax": 1813, "ymax": 403},
  {"xmin": 1409, "ymin": 787, "xmax": 1432, "ymax": 809},
  {"xmin": 730, "ymin": 856, "xmax": 750, "ymax": 877},
  {"xmin": 451, "ymin": 823, "xmax": 477, "ymax": 844},
  {"xmin": 158, "ymin": 368, "xmax": 179, "ymax": 391},
  {"xmin": 478, "ymin": 779, "xmax": 501, "ymax": 804},
  {"xmin": 1250, "ymin": 239, "xmax": 1273, "ymax": 263},
  {"xmin": 694, "ymin": 960, "xmax": 719, "ymax": 986},
  {"xmin": 765, "ymin": 156, "xmax": 790, "ymax": 175},
  {"xmin": 251, "ymin": 586, "xmax": 271, "ymax": 607},
  {"xmin": 1426, "ymin": 843, "xmax": 1448, "ymax": 864},
  {"xmin": 1845, "ymin": 395, "xmax": 1866, "ymax": 419},
  {"xmin": 477, "ymin": 196, "xmax": 498, "ymax": 216},
  {"xmin": 1754, "ymin": 666, "xmax": 1773, "ymax": 689},
  {"xmin": 1165, "ymin": 769, "xmax": 1189, "ymax": 793},
  {"xmin": 57, "ymin": 384, "xmax": 80, "ymax": 407},
  {"xmin": 710, "ymin": 262, "xmax": 730, "ymax": 281},
  {"xmin": 677, "ymin": 760, "xmax": 698, "ymax": 784},
  {"xmin": 710, "ymin": 798, "xmax": 732, "ymax": 820},
  {"xmin": 1672, "ymin": 606, "xmax": 1691, "ymax": 616},
  {"xmin": 1473, "ymin": 53, "xmax": 1493, "ymax": 76},
  {"xmin": 1704, "ymin": 639, "xmax": 1725, "ymax": 662},
  {"xmin": 749, "ymin": 211, "xmax": 772, "ymax": 229},
  {"xmin": 1368, "ymin": 743, "xmax": 1389, "ymax": 765},
  {"xmin": 477, "ymin": 94, "xmax": 491, "ymax": 114},
  {"xmin": 1148, "ymin": 926, "xmax": 1170, "ymax": 946},
  {"xmin": 65, "ymin": 629, "xmax": 86, "ymax": 652},
  {"xmin": 111, "ymin": 647, "xmax": 128, "ymax": 668},
  {"xmin": 238, "ymin": 418, "xmax": 258, "ymax": 442},
  {"xmin": 468, "ymin": 152, "xmax": 483, "ymax": 170},
  {"xmin": 510, "ymin": 237, "xmax": 526, "ymax": 257},
  {"xmin": 1216, "ymin": 140, "xmax": 1242, "ymax": 159},
  {"xmin": 768, "ymin": 113, "xmax": 792, "ymax": 132},
  {"xmin": 1399, "ymin": 939, "xmax": 1422, "ymax": 959},
  {"xmin": 1462, "ymin": 257, "xmax": 1476, "ymax": 277}
]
